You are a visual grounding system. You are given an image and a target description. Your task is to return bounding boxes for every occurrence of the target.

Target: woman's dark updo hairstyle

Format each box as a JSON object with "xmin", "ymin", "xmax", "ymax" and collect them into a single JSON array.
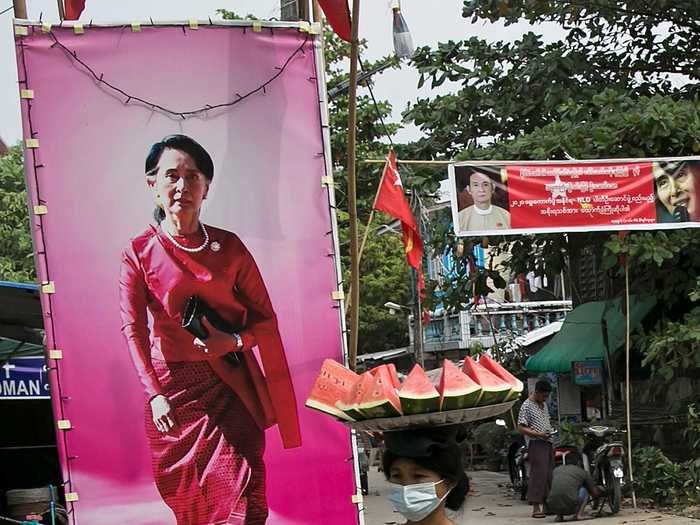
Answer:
[
  {"xmin": 382, "ymin": 426, "xmax": 470, "ymax": 511},
  {"xmin": 145, "ymin": 134, "xmax": 214, "ymax": 223}
]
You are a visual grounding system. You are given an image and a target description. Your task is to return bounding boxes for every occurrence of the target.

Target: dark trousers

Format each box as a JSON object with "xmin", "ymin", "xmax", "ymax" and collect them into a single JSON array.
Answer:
[{"xmin": 527, "ymin": 440, "xmax": 554, "ymax": 505}]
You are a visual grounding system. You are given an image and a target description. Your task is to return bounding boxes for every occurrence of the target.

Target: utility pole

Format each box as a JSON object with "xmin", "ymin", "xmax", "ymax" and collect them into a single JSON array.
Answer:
[
  {"xmin": 346, "ymin": 0, "xmax": 361, "ymax": 370},
  {"xmin": 13, "ymin": 0, "xmax": 28, "ymax": 19}
]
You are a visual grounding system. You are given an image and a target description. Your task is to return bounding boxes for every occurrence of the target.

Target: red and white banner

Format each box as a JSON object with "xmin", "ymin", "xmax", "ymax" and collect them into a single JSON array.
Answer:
[{"xmin": 450, "ymin": 159, "xmax": 700, "ymax": 236}]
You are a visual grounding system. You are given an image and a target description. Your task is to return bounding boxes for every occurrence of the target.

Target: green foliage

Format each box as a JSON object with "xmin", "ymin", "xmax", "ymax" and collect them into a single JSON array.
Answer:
[
  {"xmin": 473, "ymin": 421, "xmax": 509, "ymax": 467},
  {"xmin": 684, "ymin": 404, "xmax": 700, "ymax": 453},
  {"xmin": 602, "ymin": 231, "xmax": 700, "ymax": 380},
  {"xmin": 632, "ymin": 447, "xmax": 700, "ymax": 506},
  {"xmin": 405, "ymin": 1, "xmax": 700, "ymax": 383},
  {"xmin": 0, "ymin": 145, "xmax": 35, "ymax": 283},
  {"xmin": 558, "ymin": 422, "xmax": 585, "ymax": 449}
]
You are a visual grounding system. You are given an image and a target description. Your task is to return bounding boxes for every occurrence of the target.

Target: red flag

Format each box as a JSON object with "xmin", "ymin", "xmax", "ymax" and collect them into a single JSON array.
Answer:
[
  {"xmin": 64, "ymin": 0, "xmax": 85, "ymax": 20},
  {"xmin": 374, "ymin": 150, "xmax": 425, "ymax": 297},
  {"xmin": 317, "ymin": 0, "xmax": 352, "ymax": 42}
]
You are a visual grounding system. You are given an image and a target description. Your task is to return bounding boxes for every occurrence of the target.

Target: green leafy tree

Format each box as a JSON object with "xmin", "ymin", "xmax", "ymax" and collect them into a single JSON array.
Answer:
[
  {"xmin": 0, "ymin": 145, "xmax": 35, "ymax": 283},
  {"xmin": 402, "ymin": 1, "xmax": 700, "ymax": 376},
  {"xmin": 217, "ymin": 10, "xmax": 414, "ymax": 355}
]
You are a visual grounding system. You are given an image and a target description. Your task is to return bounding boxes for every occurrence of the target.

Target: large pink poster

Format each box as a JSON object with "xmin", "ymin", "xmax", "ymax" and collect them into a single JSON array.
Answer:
[{"xmin": 14, "ymin": 21, "xmax": 357, "ymax": 525}]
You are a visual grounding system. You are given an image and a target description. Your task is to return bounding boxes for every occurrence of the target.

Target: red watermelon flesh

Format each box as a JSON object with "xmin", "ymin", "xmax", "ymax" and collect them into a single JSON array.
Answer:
[
  {"xmin": 462, "ymin": 357, "xmax": 511, "ymax": 406},
  {"xmin": 399, "ymin": 364, "xmax": 440, "ymax": 414},
  {"xmin": 370, "ymin": 364, "xmax": 401, "ymax": 390},
  {"xmin": 478, "ymin": 354, "xmax": 524, "ymax": 402},
  {"xmin": 357, "ymin": 366, "xmax": 402, "ymax": 418},
  {"xmin": 305, "ymin": 359, "xmax": 360, "ymax": 421},
  {"xmin": 438, "ymin": 359, "xmax": 482, "ymax": 410},
  {"xmin": 335, "ymin": 372, "xmax": 374, "ymax": 421}
]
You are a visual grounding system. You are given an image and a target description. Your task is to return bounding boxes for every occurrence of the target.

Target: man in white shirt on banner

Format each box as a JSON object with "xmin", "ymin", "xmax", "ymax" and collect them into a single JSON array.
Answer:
[{"xmin": 458, "ymin": 169, "xmax": 511, "ymax": 231}]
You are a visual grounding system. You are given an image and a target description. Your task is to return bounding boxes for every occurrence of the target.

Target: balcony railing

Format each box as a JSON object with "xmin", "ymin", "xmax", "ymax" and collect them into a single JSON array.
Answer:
[{"xmin": 409, "ymin": 300, "xmax": 572, "ymax": 351}]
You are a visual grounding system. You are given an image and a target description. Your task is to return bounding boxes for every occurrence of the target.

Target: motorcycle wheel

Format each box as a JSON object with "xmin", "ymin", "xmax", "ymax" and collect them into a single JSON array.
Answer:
[
  {"xmin": 605, "ymin": 468, "xmax": 622, "ymax": 514},
  {"xmin": 520, "ymin": 464, "xmax": 528, "ymax": 501}
]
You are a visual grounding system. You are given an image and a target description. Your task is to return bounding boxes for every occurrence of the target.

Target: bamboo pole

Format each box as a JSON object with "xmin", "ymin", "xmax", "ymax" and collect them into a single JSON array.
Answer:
[
  {"xmin": 13, "ymin": 0, "xmax": 28, "ymax": 19},
  {"xmin": 624, "ymin": 259, "xmax": 637, "ymax": 508},
  {"xmin": 346, "ymin": 0, "xmax": 361, "ymax": 371},
  {"xmin": 363, "ymin": 159, "xmax": 453, "ymax": 165}
]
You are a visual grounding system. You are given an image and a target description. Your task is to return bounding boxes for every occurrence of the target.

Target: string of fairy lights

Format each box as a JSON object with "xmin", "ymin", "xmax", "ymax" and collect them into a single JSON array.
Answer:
[{"xmin": 45, "ymin": 26, "xmax": 311, "ymax": 120}]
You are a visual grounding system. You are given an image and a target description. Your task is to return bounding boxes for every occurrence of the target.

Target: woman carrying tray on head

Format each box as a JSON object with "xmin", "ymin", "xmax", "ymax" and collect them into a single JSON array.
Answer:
[
  {"xmin": 119, "ymin": 134, "xmax": 301, "ymax": 524},
  {"xmin": 382, "ymin": 426, "xmax": 470, "ymax": 525}
]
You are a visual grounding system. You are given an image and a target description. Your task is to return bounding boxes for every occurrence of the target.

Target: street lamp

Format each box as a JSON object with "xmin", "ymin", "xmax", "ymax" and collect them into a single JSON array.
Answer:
[{"xmin": 384, "ymin": 301, "xmax": 411, "ymax": 315}]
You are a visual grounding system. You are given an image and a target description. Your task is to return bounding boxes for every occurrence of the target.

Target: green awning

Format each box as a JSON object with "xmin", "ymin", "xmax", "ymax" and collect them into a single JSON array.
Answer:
[
  {"xmin": 0, "ymin": 337, "xmax": 44, "ymax": 361},
  {"xmin": 525, "ymin": 295, "xmax": 656, "ymax": 374}
]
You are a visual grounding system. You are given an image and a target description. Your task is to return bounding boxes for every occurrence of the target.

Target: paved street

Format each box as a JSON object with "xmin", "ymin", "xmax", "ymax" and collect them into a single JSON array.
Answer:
[{"xmin": 363, "ymin": 468, "xmax": 697, "ymax": 525}]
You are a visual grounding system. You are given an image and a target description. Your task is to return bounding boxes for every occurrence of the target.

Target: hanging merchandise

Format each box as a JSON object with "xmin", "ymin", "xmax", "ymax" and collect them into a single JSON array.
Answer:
[{"xmin": 391, "ymin": 0, "xmax": 414, "ymax": 59}]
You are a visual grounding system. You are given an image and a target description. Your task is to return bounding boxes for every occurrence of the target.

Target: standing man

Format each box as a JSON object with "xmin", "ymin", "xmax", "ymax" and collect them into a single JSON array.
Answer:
[{"xmin": 518, "ymin": 380, "xmax": 555, "ymax": 519}]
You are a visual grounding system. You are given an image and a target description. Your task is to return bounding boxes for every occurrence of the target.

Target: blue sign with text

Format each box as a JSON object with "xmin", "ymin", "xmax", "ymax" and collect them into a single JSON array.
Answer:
[{"xmin": 0, "ymin": 356, "xmax": 50, "ymax": 399}]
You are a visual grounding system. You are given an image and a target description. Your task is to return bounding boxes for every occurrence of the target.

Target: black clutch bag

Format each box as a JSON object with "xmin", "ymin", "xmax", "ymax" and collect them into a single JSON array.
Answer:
[{"xmin": 182, "ymin": 295, "xmax": 241, "ymax": 367}]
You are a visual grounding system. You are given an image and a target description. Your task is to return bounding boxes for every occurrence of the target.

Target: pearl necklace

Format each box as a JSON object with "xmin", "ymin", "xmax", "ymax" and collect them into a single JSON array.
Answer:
[{"xmin": 162, "ymin": 223, "xmax": 209, "ymax": 253}]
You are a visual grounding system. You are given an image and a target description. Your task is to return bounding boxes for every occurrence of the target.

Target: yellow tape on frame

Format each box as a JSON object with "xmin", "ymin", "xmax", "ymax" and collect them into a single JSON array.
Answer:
[
  {"xmin": 48, "ymin": 350, "xmax": 63, "ymax": 359},
  {"xmin": 14, "ymin": 26, "xmax": 29, "ymax": 36},
  {"xmin": 42, "ymin": 22, "xmax": 52, "ymax": 32},
  {"xmin": 20, "ymin": 89, "xmax": 34, "ymax": 99},
  {"xmin": 131, "ymin": 22, "xmax": 141, "ymax": 32},
  {"xmin": 331, "ymin": 291, "xmax": 345, "ymax": 301},
  {"xmin": 351, "ymin": 494, "xmax": 363, "ymax": 504},
  {"xmin": 298, "ymin": 21, "xmax": 311, "ymax": 33},
  {"xmin": 65, "ymin": 492, "xmax": 79, "ymax": 502},
  {"xmin": 33, "ymin": 205, "xmax": 48, "ymax": 215},
  {"xmin": 57, "ymin": 419, "xmax": 72, "ymax": 430},
  {"xmin": 73, "ymin": 24, "xmax": 84, "ymax": 35},
  {"xmin": 189, "ymin": 19, "xmax": 199, "ymax": 30},
  {"xmin": 25, "ymin": 138, "xmax": 39, "ymax": 149},
  {"xmin": 41, "ymin": 281, "xmax": 55, "ymax": 294},
  {"xmin": 252, "ymin": 21, "xmax": 262, "ymax": 32},
  {"xmin": 321, "ymin": 176, "xmax": 334, "ymax": 186}
]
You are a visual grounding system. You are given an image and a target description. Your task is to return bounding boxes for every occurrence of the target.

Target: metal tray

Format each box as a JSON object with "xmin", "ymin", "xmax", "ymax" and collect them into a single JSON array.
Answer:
[{"xmin": 341, "ymin": 400, "xmax": 517, "ymax": 432}]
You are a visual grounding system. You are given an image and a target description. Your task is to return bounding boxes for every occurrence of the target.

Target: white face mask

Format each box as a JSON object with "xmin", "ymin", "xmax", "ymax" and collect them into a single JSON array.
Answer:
[{"xmin": 388, "ymin": 479, "xmax": 450, "ymax": 522}]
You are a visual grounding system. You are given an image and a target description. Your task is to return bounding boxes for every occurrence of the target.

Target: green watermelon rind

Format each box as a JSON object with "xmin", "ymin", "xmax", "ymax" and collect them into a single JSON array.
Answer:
[
  {"xmin": 478, "ymin": 355, "xmax": 524, "ymax": 403},
  {"xmin": 503, "ymin": 380, "xmax": 525, "ymax": 402},
  {"xmin": 475, "ymin": 385, "xmax": 512, "ymax": 406},
  {"xmin": 399, "ymin": 364, "xmax": 441, "ymax": 415},
  {"xmin": 357, "ymin": 399, "xmax": 402, "ymax": 419},
  {"xmin": 335, "ymin": 399, "xmax": 366, "ymax": 421},
  {"xmin": 441, "ymin": 385, "xmax": 482, "ymax": 411},
  {"xmin": 399, "ymin": 393, "xmax": 441, "ymax": 415},
  {"xmin": 305, "ymin": 398, "xmax": 355, "ymax": 421}
]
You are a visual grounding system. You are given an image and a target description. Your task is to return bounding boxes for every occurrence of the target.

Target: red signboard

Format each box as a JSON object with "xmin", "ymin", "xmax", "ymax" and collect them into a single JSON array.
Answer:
[{"xmin": 450, "ymin": 159, "xmax": 700, "ymax": 236}]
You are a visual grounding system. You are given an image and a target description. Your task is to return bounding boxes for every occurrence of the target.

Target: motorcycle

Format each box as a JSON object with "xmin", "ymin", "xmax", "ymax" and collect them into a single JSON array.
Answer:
[
  {"xmin": 508, "ymin": 431, "xmax": 574, "ymax": 501},
  {"xmin": 582, "ymin": 425, "xmax": 627, "ymax": 515}
]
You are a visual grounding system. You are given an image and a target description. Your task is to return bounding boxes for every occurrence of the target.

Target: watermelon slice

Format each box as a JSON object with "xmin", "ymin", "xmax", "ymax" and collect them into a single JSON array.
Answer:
[
  {"xmin": 370, "ymin": 364, "xmax": 401, "ymax": 390},
  {"xmin": 438, "ymin": 359, "xmax": 482, "ymax": 410},
  {"xmin": 462, "ymin": 356, "xmax": 511, "ymax": 406},
  {"xmin": 478, "ymin": 354, "xmax": 524, "ymax": 402},
  {"xmin": 356, "ymin": 366, "xmax": 402, "ymax": 418},
  {"xmin": 335, "ymin": 372, "xmax": 374, "ymax": 421},
  {"xmin": 305, "ymin": 359, "xmax": 360, "ymax": 421},
  {"xmin": 398, "ymin": 364, "xmax": 440, "ymax": 414}
]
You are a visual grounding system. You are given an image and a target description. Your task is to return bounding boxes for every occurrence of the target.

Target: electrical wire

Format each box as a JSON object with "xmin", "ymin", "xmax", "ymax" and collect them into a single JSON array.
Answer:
[{"xmin": 45, "ymin": 27, "xmax": 309, "ymax": 120}]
